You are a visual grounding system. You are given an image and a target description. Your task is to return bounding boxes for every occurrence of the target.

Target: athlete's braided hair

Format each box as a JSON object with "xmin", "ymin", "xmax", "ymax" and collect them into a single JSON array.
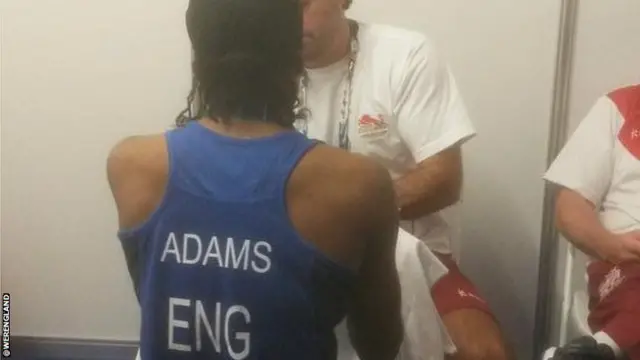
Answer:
[{"xmin": 176, "ymin": 0, "xmax": 304, "ymax": 128}]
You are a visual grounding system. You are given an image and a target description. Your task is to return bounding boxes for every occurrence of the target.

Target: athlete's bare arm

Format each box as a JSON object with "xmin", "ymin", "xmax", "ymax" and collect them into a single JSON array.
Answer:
[
  {"xmin": 287, "ymin": 145, "xmax": 403, "ymax": 360},
  {"xmin": 345, "ymin": 157, "xmax": 403, "ymax": 360}
]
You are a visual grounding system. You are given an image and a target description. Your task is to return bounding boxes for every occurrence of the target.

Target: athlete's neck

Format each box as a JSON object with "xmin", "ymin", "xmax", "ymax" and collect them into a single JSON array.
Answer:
[
  {"xmin": 198, "ymin": 118, "xmax": 291, "ymax": 139},
  {"xmin": 304, "ymin": 19, "xmax": 352, "ymax": 69}
]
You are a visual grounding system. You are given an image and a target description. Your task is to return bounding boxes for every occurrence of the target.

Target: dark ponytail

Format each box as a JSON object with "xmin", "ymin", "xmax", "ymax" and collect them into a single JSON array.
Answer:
[{"xmin": 178, "ymin": 0, "xmax": 303, "ymax": 127}]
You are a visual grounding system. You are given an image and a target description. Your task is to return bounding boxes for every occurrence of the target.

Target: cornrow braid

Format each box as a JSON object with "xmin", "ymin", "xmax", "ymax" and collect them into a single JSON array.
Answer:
[{"xmin": 174, "ymin": 71, "xmax": 207, "ymax": 128}]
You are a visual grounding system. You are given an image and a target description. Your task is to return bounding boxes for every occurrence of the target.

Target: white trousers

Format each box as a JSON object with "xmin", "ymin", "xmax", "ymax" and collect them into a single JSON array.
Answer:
[{"xmin": 135, "ymin": 228, "xmax": 455, "ymax": 360}]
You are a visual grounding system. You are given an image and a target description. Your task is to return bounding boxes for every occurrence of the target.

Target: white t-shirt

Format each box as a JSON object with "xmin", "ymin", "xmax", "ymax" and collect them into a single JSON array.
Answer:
[
  {"xmin": 544, "ymin": 84, "xmax": 640, "ymax": 236},
  {"xmin": 296, "ymin": 22, "xmax": 476, "ymax": 256}
]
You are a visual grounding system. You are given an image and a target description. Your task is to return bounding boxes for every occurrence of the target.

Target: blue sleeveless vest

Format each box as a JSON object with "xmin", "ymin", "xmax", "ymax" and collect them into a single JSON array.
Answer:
[{"xmin": 118, "ymin": 121, "xmax": 355, "ymax": 360}]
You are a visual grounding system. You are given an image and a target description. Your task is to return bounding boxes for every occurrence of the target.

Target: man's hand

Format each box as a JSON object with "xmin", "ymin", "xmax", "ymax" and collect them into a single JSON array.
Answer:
[
  {"xmin": 602, "ymin": 230, "xmax": 640, "ymax": 264},
  {"xmin": 394, "ymin": 146, "xmax": 462, "ymax": 220},
  {"xmin": 554, "ymin": 188, "xmax": 640, "ymax": 263}
]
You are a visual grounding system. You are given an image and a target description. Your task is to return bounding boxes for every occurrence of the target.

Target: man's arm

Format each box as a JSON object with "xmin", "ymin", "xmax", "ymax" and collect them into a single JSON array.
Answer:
[
  {"xmin": 393, "ymin": 38, "xmax": 474, "ymax": 220},
  {"xmin": 555, "ymin": 188, "xmax": 617, "ymax": 260},
  {"xmin": 395, "ymin": 146, "xmax": 462, "ymax": 220},
  {"xmin": 347, "ymin": 161, "xmax": 403, "ymax": 360},
  {"xmin": 555, "ymin": 188, "xmax": 640, "ymax": 263},
  {"xmin": 544, "ymin": 95, "xmax": 640, "ymax": 262}
]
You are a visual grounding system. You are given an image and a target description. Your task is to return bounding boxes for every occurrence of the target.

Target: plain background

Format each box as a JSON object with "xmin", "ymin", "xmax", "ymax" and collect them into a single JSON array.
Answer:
[{"xmin": 2, "ymin": 1, "xmax": 636, "ymax": 360}]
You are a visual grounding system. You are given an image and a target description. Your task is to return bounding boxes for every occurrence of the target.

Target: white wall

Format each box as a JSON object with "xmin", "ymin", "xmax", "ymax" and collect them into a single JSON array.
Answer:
[
  {"xmin": 567, "ymin": 1, "xmax": 640, "ymax": 128},
  {"xmin": 1, "ymin": 0, "xmax": 191, "ymax": 340},
  {"xmin": 548, "ymin": 0, "xmax": 640, "ymax": 345},
  {"xmin": 2, "ymin": 0, "xmax": 561, "ymax": 357}
]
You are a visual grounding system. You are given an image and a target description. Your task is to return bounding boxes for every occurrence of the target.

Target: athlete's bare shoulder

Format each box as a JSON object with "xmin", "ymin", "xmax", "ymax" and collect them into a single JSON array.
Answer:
[
  {"xmin": 287, "ymin": 144, "xmax": 398, "ymax": 268},
  {"xmin": 107, "ymin": 134, "xmax": 168, "ymax": 229},
  {"xmin": 107, "ymin": 134, "xmax": 166, "ymax": 170},
  {"xmin": 288, "ymin": 144, "xmax": 402, "ymax": 359},
  {"xmin": 297, "ymin": 144, "xmax": 394, "ymax": 206}
]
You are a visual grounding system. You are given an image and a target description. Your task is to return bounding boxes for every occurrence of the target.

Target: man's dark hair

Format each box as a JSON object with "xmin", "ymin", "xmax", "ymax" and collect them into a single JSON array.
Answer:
[
  {"xmin": 176, "ymin": 0, "xmax": 303, "ymax": 127},
  {"xmin": 344, "ymin": 0, "xmax": 352, "ymax": 9}
]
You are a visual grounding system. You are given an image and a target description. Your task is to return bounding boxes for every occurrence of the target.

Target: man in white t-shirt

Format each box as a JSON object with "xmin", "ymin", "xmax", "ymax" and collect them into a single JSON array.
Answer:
[
  {"xmin": 544, "ymin": 84, "xmax": 640, "ymax": 360},
  {"xmin": 299, "ymin": 1, "xmax": 513, "ymax": 359}
]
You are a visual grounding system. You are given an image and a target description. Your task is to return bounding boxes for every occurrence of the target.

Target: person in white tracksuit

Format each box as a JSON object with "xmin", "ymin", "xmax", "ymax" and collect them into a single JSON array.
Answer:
[
  {"xmin": 543, "ymin": 84, "xmax": 640, "ymax": 360},
  {"xmin": 296, "ymin": 1, "xmax": 513, "ymax": 359}
]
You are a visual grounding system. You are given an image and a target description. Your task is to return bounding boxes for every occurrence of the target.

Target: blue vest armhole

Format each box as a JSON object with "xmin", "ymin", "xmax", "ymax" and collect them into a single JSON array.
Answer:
[{"xmin": 116, "ymin": 131, "xmax": 176, "ymax": 304}]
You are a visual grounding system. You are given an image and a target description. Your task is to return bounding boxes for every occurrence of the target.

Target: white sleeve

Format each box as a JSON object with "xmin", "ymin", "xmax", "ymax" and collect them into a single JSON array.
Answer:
[
  {"xmin": 543, "ymin": 96, "xmax": 618, "ymax": 205},
  {"xmin": 395, "ymin": 39, "xmax": 476, "ymax": 163}
]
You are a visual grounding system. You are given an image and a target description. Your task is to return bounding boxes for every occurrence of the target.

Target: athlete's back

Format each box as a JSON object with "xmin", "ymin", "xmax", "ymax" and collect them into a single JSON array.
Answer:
[
  {"xmin": 108, "ymin": 121, "xmax": 401, "ymax": 359},
  {"xmin": 106, "ymin": 0, "xmax": 402, "ymax": 358}
]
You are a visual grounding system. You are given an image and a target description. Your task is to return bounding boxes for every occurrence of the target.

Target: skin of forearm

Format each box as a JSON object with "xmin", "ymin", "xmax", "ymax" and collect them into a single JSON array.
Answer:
[
  {"xmin": 555, "ymin": 189, "xmax": 615, "ymax": 261},
  {"xmin": 394, "ymin": 148, "xmax": 462, "ymax": 220}
]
